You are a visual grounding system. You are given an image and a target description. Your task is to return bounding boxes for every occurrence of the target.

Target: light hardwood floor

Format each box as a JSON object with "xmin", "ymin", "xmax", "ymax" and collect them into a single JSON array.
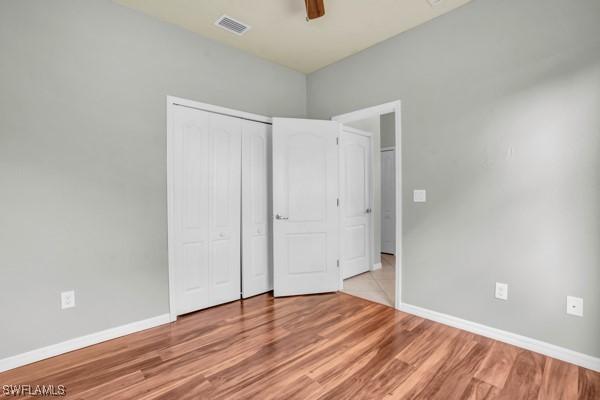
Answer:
[{"xmin": 0, "ymin": 293, "xmax": 598, "ymax": 399}]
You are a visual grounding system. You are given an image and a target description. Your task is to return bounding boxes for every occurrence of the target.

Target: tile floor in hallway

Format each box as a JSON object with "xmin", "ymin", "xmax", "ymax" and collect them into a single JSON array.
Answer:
[{"xmin": 342, "ymin": 253, "xmax": 395, "ymax": 307}]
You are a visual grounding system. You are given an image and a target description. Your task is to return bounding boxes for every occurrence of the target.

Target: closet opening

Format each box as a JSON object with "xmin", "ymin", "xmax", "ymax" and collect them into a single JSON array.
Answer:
[{"xmin": 166, "ymin": 96, "xmax": 273, "ymax": 321}]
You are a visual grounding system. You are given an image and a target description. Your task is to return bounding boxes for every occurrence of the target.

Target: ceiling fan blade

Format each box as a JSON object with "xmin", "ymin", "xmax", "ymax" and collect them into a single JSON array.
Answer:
[{"xmin": 305, "ymin": 0, "xmax": 325, "ymax": 20}]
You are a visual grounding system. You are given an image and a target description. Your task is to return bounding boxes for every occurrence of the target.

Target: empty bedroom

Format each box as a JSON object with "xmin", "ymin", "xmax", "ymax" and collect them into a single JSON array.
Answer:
[{"xmin": 0, "ymin": 0, "xmax": 599, "ymax": 398}]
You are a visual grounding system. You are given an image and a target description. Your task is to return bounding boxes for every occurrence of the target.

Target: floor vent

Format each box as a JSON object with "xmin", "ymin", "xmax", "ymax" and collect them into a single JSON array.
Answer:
[{"xmin": 215, "ymin": 15, "xmax": 251, "ymax": 36}]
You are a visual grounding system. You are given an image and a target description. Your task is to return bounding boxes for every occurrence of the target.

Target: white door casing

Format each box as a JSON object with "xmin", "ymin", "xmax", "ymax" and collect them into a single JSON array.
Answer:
[
  {"xmin": 242, "ymin": 121, "xmax": 273, "ymax": 298},
  {"xmin": 272, "ymin": 118, "xmax": 341, "ymax": 296},
  {"xmin": 170, "ymin": 106, "xmax": 241, "ymax": 315},
  {"xmin": 381, "ymin": 149, "xmax": 395, "ymax": 254},
  {"xmin": 340, "ymin": 127, "xmax": 372, "ymax": 279}
]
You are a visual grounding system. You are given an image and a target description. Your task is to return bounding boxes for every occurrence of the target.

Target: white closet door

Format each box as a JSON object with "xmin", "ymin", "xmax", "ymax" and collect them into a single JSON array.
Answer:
[
  {"xmin": 340, "ymin": 127, "xmax": 372, "ymax": 279},
  {"xmin": 272, "ymin": 118, "xmax": 340, "ymax": 297},
  {"xmin": 242, "ymin": 121, "xmax": 273, "ymax": 298},
  {"xmin": 171, "ymin": 106, "xmax": 241, "ymax": 315},
  {"xmin": 381, "ymin": 149, "xmax": 396, "ymax": 254}
]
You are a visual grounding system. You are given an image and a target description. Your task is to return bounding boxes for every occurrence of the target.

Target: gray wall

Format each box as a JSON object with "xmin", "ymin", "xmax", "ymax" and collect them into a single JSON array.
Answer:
[
  {"xmin": 308, "ymin": 0, "xmax": 600, "ymax": 357},
  {"xmin": 0, "ymin": 0, "xmax": 305, "ymax": 358}
]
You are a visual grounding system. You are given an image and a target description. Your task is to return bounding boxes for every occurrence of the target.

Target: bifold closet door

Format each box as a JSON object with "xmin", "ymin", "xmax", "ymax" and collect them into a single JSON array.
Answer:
[
  {"xmin": 241, "ymin": 121, "xmax": 273, "ymax": 298},
  {"xmin": 171, "ymin": 106, "xmax": 241, "ymax": 316}
]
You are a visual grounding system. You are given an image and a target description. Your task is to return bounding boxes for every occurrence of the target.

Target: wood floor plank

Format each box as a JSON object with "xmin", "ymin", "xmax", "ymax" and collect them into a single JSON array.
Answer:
[
  {"xmin": 460, "ymin": 378, "xmax": 499, "ymax": 400},
  {"xmin": 0, "ymin": 293, "xmax": 596, "ymax": 400},
  {"xmin": 474, "ymin": 340, "xmax": 520, "ymax": 389},
  {"xmin": 578, "ymin": 367, "xmax": 600, "ymax": 400},
  {"xmin": 412, "ymin": 333, "xmax": 491, "ymax": 400},
  {"xmin": 494, "ymin": 350, "xmax": 546, "ymax": 400},
  {"xmin": 537, "ymin": 358, "xmax": 579, "ymax": 400}
]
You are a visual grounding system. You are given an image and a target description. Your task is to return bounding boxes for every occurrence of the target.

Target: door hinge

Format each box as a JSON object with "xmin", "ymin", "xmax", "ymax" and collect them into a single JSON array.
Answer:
[
  {"xmin": 336, "ymin": 137, "xmax": 339, "ymax": 145},
  {"xmin": 337, "ymin": 198, "xmax": 340, "ymax": 207},
  {"xmin": 337, "ymin": 259, "xmax": 340, "ymax": 268}
]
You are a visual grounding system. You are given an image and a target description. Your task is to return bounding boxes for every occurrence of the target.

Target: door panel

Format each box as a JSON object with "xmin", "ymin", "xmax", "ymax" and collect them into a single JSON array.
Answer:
[
  {"xmin": 288, "ymin": 134, "xmax": 327, "ymax": 222},
  {"xmin": 173, "ymin": 107, "xmax": 211, "ymax": 313},
  {"xmin": 242, "ymin": 121, "xmax": 273, "ymax": 298},
  {"xmin": 273, "ymin": 118, "xmax": 340, "ymax": 296},
  {"xmin": 381, "ymin": 149, "xmax": 396, "ymax": 254},
  {"xmin": 340, "ymin": 128, "xmax": 372, "ymax": 279},
  {"xmin": 209, "ymin": 114, "xmax": 241, "ymax": 305},
  {"xmin": 171, "ymin": 107, "xmax": 241, "ymax": 315}
]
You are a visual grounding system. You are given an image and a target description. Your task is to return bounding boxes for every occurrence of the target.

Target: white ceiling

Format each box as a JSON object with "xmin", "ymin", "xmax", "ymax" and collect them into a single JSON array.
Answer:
[{"xmin": 114, "ymin": 0, "xmax": 472, "ymax": 73}]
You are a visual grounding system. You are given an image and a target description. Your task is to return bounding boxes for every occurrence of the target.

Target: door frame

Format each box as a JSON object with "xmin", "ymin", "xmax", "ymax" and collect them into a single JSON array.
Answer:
[
  {"xmin": 166, "ymin": 95, "xmax": 272, "ymax": 322},
  {"xmin": 332, "ymin": 101, "xmax": 402, "ymax": 309},
  {"xmin": 380, "ymin": 147, "xmax": 396, "ymax": 256},
  {"xmin": 338, "ymin": 126, "xmax": 373, "ymax": 287}
]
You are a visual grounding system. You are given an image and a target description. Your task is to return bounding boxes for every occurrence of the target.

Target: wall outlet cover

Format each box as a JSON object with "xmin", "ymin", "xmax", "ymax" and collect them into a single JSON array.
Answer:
[
  {"xmin": 495, "ymin": 282, "xmax": 508, "ymax": 300},
  {"xmin": 413, "ymin": 190, "xmax": 427, "ymax": 203},
  {"xmin": 61, "ymin": 290, "xmax": 75, "ymax": 310},
  {"xmin": 566, "ymin": 296, "xmax": 583, "ymax": 317}
]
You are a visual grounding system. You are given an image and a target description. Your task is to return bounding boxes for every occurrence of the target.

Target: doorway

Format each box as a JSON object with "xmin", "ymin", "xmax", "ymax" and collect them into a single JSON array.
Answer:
[{"xmin": 332, "ymin": 102, "xmax": 401, "ymax": 309}]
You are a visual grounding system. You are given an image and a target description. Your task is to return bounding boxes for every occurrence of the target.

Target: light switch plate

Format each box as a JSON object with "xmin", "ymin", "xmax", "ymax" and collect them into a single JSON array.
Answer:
[
  {"xmin": 413, "ymin": 190, "xmax": 427, "ymax": 203},
  {"xmin": 566, "ymin": 296, "xmax": 583, "ymax": 317},
  {"xmin": 61, "ymin": 290, "xmax": 75, "ymax": 309},
  {"xmin": 495, "ymin": 282, "xmax": 508, "ymax": 300}
]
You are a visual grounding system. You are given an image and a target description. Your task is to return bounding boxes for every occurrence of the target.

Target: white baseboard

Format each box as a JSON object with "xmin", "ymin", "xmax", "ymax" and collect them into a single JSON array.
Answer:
[
  {"xmin": 372, "ymin": 262, "xmax": 382, "ymax": 271},
  {"xmin": 0, "ymin": 314, "xmax": 171, "ymax": 373},
  {"xmin": 398, "ymin": 303, "xmax": 600, "ymax": 372}
]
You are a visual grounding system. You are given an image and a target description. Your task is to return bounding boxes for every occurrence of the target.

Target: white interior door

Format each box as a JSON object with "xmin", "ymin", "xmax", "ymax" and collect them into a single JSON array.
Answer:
[
  {"xmin": 272, "ymin": 118, "xmax": 340, "ymax": 296},
  {"xmin": 171, "ymin": 106, "xmax": 241, "ymax": 315},
  {"xmin": 340, "ymin": 127, "xmax": 372, "ymax": 279},
  {"xmin": 242, "ymin": 121, "xmax": 273, "ymax": 298},
  {"xmin": 381, "ymin": 149, "xmax": 396, "ymax": 254}
]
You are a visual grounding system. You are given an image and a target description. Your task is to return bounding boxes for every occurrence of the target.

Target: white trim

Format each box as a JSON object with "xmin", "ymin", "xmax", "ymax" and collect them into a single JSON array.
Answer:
[
  {"xmin": 167, "ymin": 96, "xmax": 272, "ymax": 125},
  {"xmin": 380, "ymin": 146, "xmax": 395, "ymax": 152},
  {"xmin": 372, "ymin": 262, "xmax": 382, "ymax": 271},
  {"xmin": 166, "ymin": 96, "xmax": 272, "ymax": 320},
  {"xmin": 166, "ymin": 97, "xmax": 177, "ymax": 322},
  {"xmin": 332, "ymin": 100, "xmax": 402, "ymax": 310},
  {"xmin": 0, "ymin": 314, "xmax": 171, "ymax": 373},
  {"xmin": 333, "ymin": 101, "xmax": 399, "ymax": 124},
  {"xmin": 399, "ymin": 303, "xmax": 600, "ymax": 372},
  {"xmin": 343, "ymin": 125, "xmax": 373, "ymax": 138}
]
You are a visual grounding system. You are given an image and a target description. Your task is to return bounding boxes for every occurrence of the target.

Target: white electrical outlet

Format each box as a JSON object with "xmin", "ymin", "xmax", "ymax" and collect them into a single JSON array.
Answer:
[
  {"xmin": 61, "ymin": 290, "xmax": 75, "ymax": 310},
  {"xmin": 566, "ymin": 296, "xmax": 583, "ymax": 317},
  {"xmin": 413, "ymin": 190, "xmax": 427, "ymax": 203},
  {"xmin": 495, "ymin": 282, "xmax": 508, "ymax": 300}
]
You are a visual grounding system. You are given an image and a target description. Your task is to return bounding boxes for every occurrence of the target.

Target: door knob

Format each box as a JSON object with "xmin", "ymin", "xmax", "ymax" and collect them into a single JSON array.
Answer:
[
  {"xmin": 366, "ymin": 208, "xmax": 372, "ymax": 214},
  {"xmin": 275, "ymin": 214, "xmax": 289, "ymax": 220}
]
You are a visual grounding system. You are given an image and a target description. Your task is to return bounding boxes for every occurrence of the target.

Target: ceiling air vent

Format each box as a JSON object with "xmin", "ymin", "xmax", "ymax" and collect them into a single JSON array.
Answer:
[{"xmin": 215, "ymin": 15, "xmax": 251, "ymax": 36}]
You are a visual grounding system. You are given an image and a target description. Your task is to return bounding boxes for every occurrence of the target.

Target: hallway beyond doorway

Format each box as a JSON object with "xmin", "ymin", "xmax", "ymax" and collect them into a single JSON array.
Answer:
[{"xmin": 342, "ymin": 254, "xmax": 395, "ymax": 307}]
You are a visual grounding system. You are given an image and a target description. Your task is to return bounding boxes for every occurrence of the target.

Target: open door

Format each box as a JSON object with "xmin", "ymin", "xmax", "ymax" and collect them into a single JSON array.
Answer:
[
  {"xmin": 340, "ymin": 126, "xmax": 372, "ymax": 279},
  {"xmin": 272, "ymin": 118, "xmax": 340, "ymax": 297}
]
